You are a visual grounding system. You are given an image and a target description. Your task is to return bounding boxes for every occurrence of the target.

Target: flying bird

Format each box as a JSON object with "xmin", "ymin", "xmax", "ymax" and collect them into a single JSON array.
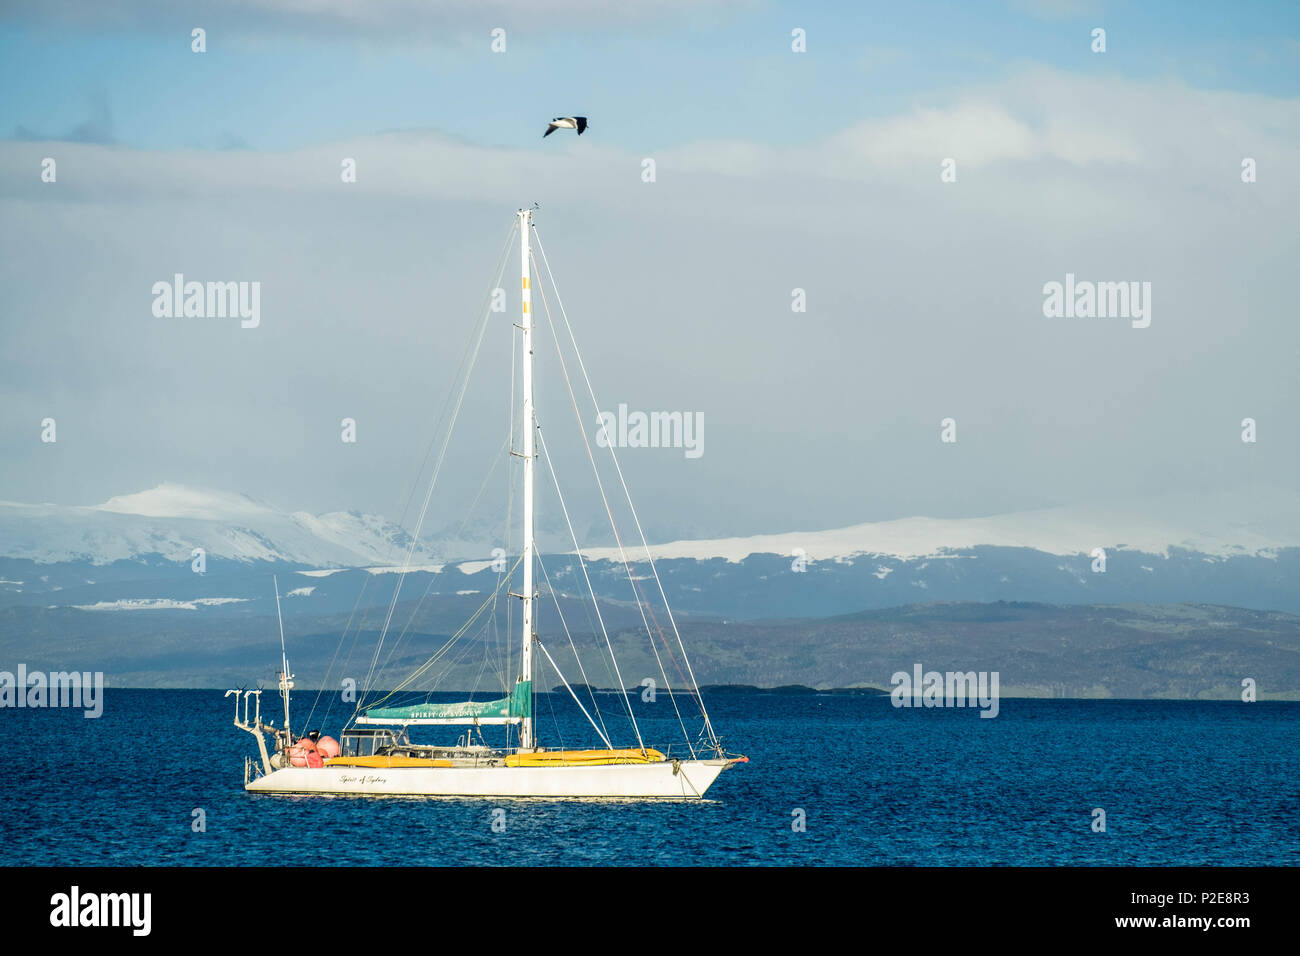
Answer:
[{"xmin": 544, "ymin": 116, "xmax": 588, "ymax": 137}]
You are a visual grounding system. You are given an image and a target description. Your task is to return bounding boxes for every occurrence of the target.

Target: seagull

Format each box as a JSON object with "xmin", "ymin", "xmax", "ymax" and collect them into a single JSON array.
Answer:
[{"xmin": 544, "ymin": 116, "xmax": 588, "ymax": 137}]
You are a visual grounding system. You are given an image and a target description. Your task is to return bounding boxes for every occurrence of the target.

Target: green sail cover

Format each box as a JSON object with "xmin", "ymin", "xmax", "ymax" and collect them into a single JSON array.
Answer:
[{"xmin": 364, "ymin": 681, "xmax": 532, "ymax": 721}]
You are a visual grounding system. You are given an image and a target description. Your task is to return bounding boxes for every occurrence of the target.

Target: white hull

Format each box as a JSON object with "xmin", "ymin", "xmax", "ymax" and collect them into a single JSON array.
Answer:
[{"xmin": 246, "ymin": 759, "xmax": 731, "ymax": 799}]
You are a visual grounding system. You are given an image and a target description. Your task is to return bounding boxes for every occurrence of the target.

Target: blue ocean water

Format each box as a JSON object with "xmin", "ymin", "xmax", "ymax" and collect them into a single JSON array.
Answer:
[{"xmin": 1, "ymin": 690, "xmax": 1296, "ymax": 866}]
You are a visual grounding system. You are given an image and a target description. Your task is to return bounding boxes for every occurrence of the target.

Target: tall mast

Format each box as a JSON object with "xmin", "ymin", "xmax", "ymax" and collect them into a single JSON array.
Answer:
[{"xmin": 518, "ymin": 207, "xmax": 536, "ymax": 750}]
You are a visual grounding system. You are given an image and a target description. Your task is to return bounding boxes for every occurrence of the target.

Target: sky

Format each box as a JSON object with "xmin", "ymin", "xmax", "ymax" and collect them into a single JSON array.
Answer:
[{"xmin": 1, "ymin": 0, "xmax": 1298, "ymax": 544}]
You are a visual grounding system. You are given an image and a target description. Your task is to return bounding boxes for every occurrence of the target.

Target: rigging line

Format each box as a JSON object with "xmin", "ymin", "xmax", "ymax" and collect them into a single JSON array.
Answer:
[
  {"xmin": 626, "ymin": 572, "xmax": 694, "ymax": 702},
  {"xmin": 364, "ymin": 552, "xmax": 521, "ymax": 710},
  {"xmin": 368, "ymin": 618, "xmax": 485, "ymax": 713},
  {"xmin": 539, "ymin": 654, "xmax": 565, "ymax": 754},
  {"xmin": 302, "ymin": 532, "xmax": 398, "ymax": 730},
  {"xmin": 536, "ymin": 552, "xmax": 612, "ymax": 747},
  {"xmin": 536, "ymin": 557, "xmax": 610, "ymax": 744},
  {"xmin": 306, "ymin": 561, "xmax": 410, "ymax": 733},
  {"xmin": 531, "ymin": 232, "xmax": 705, "ymax": 732},
  {"xmin": 488, "ymin": 555, "xmax": 508, "ymax": 696},
  {"xmin": 360, "ymin": 552, "xmax": 523, "ymax": 713},
  {"xmin": 359, "ymin": 223, "xmax": 516, "ymax": 708},
  {"xmin": 533, "ymin": 226, "xmax": 719, "ymax": 748},
  {"xmin": 370, "ymin": 554, "xmax": 454, "ymax": 688},
  {"xmin": 628, "ymin": 580, "xmax": 711, "ymax": 743},
  {"xmin": 534, "ymin": 429, "xmax": 646, "ymax": 753},
  {"xmin": 466, "ymin": 605, "xmax": 499, "ymax": 695},
  {"xmin": 302, "ymin": 572, "xmax": 369, "ymax": 730},
  {"xmin": 531, "ymin": 255, "xmax": 694, "ymax": 756},
  {"xmin": 393, "ymin": 222, "xmax": 519, "ymax": 542},
  {"xmin": 561, "ymin": 552, "xmax": 620, "ymax": 694},
  {"xmin": 412, "ymin": 555, "xmax": 519, "ymax": 699},
  {"xmin": 311, "ymin": 595, "xmax": 377, "ymax": 732},
  {"xmin": 358, "ymin": 350, "xmax": 486, "ymax": 707},
  {"xmin": 420, "ymin": 618, "xmax": 492, "ymax": 702},
  {"xmin": 403, "ymin": 640, "xmax": 477, "ymax": 709},
  {"xmin": 353, "ymin": 220, "xmax": 518, "ymax": 713},
  {"xmin": 307, "ymin": 223, "xmax": 517, "ymax": 732},
  {"xmin": 490, "ymin": 541, "xmax": 508, "ymax": 694},
  {"xmin": 404, "ymin": 619, "xmax": 485, "ymax": 708},
  {"xmin": 533, "ymin": 259, "xmax": 694, "ymax": 753},
  {"xmin": 360, "ymin": 220, "xmax": 517, "ymax": 705},
  {"xmin": 442, "ymin": 624, "xmax": 489, "ymax": 699},
  {"xmin": 536, "ymin": 637, "xmax": 612, "ymax": 748},
  {"xmin": 369, "ymin": 433, "xmax": 511, "ymax": 688},
  {"xmin": 461, "ymin": 433, "xmax": 511, "ymax": 531},
  {"xmin": 467, "ymin": 392, "xmax": 517, "ymax": 697},
  {"xmin": 505, "ymin": 273, "xmax": 518, "ymax": 692},
  {"xmin": 300, "ymin": 580, "xmax": 365, "ymax": 732}
]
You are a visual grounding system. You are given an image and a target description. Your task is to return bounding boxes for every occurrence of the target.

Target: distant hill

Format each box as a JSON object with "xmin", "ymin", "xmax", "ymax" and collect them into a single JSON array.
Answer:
[
  {"xmin": 2, "ymin": 484, "xmax": 1298, "ymax": 698},
  {"xmin": 2, "ymin": 598, "xmax": 1296, "ymax": 699}
]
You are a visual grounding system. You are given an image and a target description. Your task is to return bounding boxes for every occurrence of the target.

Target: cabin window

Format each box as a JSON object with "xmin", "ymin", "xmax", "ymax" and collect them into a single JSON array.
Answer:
[{"xmin": 342, "ymin": 734, "xmax": 373, "ymax": 757}]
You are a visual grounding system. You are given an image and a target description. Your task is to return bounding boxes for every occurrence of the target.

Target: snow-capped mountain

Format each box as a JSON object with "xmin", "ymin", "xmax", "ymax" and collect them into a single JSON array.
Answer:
[
  {"xmin": 1, "ymin": 483, "xmax": 1297, "ymax": 619},
  {"xmin": 4, "ymin": 482, "xmax": 1295, "ymax": 569},
  {"xmin": 0, "ymin": 482, "xmax": 433, "ymax": 567},
  {"xmin": 579, "ymin": 490, "xmax": 1300, "ymax": 563}
]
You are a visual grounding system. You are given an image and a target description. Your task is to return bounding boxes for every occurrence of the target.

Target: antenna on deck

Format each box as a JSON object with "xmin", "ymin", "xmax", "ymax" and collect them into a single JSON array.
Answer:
[{"xmin": 274, "ymin": 575, "xmax": 293, "ymax": 738}]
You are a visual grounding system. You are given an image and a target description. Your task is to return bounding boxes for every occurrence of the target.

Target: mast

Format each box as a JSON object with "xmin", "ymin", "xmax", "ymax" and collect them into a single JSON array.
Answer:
[{"xmin": 518, "ymin": 207, "xmax": 536, "ymax": 750}]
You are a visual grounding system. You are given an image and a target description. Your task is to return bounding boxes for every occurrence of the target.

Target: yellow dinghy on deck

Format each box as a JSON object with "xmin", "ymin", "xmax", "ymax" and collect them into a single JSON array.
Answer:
[
  {"xmin": 505, "ymin": 748, "xmax": 666, "ymax": 767},
  {"xmin": 325, "ymin": 755, "xmax": 454, "ymax": 769}
]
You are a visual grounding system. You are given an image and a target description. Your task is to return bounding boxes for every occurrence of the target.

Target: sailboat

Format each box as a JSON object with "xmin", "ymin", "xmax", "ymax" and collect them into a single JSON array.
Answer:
[{"xmin": 228, "ymin": 207, "xmax": 746, "ymax": 798}]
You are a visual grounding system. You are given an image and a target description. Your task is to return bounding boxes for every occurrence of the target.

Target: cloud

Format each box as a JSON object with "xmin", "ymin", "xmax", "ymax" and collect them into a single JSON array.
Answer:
[
  {"xmin": 2, "ymin": 0, "xmax": 756, "ymax": 39},
  {"xmin": 1007, "ymin": 0, "xmax": 1099, "ymax": 19},
  {"xmin": 1, "ymin": 67, "xmax": 1297, "ymax": 534},
  {"xmin": 9, "ymin": 91, "xmax": 117, "ymax": 145},
  {"xmin": 7, "ymin": 68, "xmax": 1294, "ymax": 202},
  {"xmin": 681, "ymin": 68, "xmax": 1298, "ymax": 183}
]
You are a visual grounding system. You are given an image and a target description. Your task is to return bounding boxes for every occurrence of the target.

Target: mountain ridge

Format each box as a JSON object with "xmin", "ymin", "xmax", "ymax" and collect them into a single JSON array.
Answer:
[{"xmin": 3, "ymin": 482, "xmax": 1295, "ymax": 567}]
